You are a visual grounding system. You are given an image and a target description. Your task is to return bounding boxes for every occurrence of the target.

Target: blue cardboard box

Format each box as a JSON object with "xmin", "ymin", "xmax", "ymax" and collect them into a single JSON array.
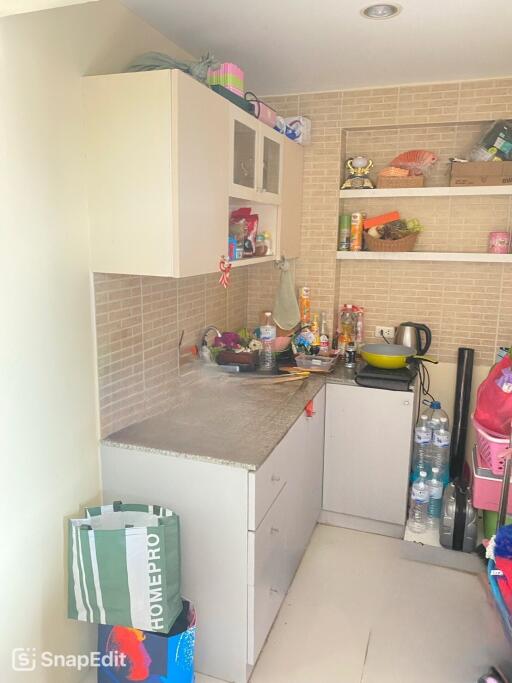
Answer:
[{"xmin": 98, "ymin": 601, "xmax": 196, "ymax": 682}]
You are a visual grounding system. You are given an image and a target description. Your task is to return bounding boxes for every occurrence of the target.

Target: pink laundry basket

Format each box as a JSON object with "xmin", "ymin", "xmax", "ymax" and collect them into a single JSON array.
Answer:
[
  {"xmin": 471, "ymin": 446, "xmax": 512, "ymax": 514},
  {"xmin": 472, "ymin": 414, "xmax": 510, "ymax": 476}
]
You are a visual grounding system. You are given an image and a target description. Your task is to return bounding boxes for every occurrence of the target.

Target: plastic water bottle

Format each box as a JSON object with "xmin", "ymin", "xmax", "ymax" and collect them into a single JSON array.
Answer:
[
  {"xmin": 408, "ymin": 470, "xmax": 429, "ymax": 533},
  {"xmin": 424, "ymin": 400, "xmax": 449, "ymax": 433},
  {"xmin": 427, "ymin": 467, "xmax": 443, "ymax": 527},
  {"xmin": 259, "ymin": 311, "xmax": 276, "ymax": 372},
  {"xmin": 412, "ymin": 415, "xmax": 432, "ymax": 480},
  {"xmin": 430, "ymin": 417, "xmax": 450, "ymax": 484}
]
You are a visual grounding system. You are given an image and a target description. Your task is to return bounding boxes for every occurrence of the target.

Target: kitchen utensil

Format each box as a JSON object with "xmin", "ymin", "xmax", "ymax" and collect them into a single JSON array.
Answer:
[
  {"xmin": 360, "ymin": 343, "xmax": 437, "ymax": 370},
  {"xmin": 237, "ymin": 373, "xmax": 309, "ymax": 385},
  {"xmin": 395, "ymin": 322, "xmax": 432, "ymax": 355}
]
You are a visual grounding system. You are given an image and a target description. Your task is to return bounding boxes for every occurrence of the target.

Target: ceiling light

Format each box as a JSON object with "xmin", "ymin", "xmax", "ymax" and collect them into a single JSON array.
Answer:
[{"xmin": 361, "ymin": 4, "xmax": 401, "ymax": 19}]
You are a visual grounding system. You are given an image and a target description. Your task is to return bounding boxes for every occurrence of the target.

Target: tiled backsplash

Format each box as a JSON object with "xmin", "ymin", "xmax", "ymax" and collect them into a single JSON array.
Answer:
[
  {"xmin": 93, "ymin": 76, "xmax": 512, "ymax": 436},
  {"xmin": 335, "ymin": 260, "xmax": 512, "ymax": 364},
  {"xmin": 94, "ymin": 269, "xmax": 248, "ymax": 437},
  {"xmin": 246, "ymin": 76, "xmax": 512, "ymax": 364}
]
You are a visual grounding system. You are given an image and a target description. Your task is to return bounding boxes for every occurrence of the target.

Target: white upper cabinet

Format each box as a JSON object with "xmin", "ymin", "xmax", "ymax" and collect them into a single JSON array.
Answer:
[
  {"xmin": 83, "ymin": 70, "xmax": 302, "ymax": 276},
  {"xmin": 279, "ymin": 135, "xmax": 303, "ymax": 259},
  {"xmin": 229, "ymin": 108, "xmax": 283, "ymax": 205},
  {"xmin": 83, "ymin": 69, "xmax": 229, "ymax": 278}
]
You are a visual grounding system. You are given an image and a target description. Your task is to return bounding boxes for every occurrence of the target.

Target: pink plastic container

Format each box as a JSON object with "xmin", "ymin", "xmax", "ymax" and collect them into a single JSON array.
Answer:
[
  {"xmin": 472, "ymin": 414, "xmax": 510, "ymax": 475},
  {"xmin": 471, "ymin": 446, "xmax": 512, "ymax": 513},
  {"xmin": 488, "ymin": 231, "xmax": 510, "ymax": 254}
]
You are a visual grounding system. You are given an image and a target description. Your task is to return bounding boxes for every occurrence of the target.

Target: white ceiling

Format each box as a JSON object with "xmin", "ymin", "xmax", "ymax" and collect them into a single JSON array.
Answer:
[
  {"xmin": 0, "ymin": 0, "xmax": 97, "ymax": 17},
  {"xmin": 121, "ymin": 0, "xmax": 512, "ymax": 95}
]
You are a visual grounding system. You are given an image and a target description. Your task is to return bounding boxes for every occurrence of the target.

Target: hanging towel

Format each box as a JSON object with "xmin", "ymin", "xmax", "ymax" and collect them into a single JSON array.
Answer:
[{"xmin": 273, "ymin": 259, "xmax": 300, "ymax": 331}]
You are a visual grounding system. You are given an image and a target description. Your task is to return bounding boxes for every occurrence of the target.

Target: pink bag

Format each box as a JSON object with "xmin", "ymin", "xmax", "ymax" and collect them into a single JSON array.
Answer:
[{"xmin": 474, "ymin": 354, "xmax": 512, "ymax": 437}]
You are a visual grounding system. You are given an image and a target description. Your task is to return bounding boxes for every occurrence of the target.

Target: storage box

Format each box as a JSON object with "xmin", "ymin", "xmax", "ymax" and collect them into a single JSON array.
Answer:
[
  {"xmin": 450, "ymin": 161, "xmax": 512, "ymax": 187},
  {"xmin": 98, "ymin": 601, "xmax": 196, "ymax": 683},
  {"xmin": 376, "ymin": 175, "xmax": 424, "ymax": 189},
  {"xmin": 471, "ymin": 447, "xmax": 512, "ymax": 514}
]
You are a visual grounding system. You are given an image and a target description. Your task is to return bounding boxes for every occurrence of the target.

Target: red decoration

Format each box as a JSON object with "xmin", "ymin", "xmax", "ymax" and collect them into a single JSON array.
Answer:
[
  {"xmin": 219, "ymin": 257, "xmax": 232, "ymax": 289},
  {"xmin": 305, "ymin": 400, "xmax": 315, "ymax": 418}
]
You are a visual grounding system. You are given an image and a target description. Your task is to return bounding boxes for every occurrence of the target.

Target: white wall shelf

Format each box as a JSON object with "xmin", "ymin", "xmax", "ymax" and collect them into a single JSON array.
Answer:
[
  {"xmin": 339, "ymin": 186, "xmax": 512, "ymax": 199},
  {"xmin": 336, "ymin": 251, "xmax": 512, "ymax": 263},
  {"xmin": 230, "ymin": 255, "xmax": 275, "ymax": 268}
]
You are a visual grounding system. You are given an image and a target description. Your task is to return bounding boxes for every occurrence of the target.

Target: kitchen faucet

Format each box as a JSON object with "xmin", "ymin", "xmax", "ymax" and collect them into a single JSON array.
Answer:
[{"xmin": 198, "ymin": 325, "xmax": 222, "ymax": 363}]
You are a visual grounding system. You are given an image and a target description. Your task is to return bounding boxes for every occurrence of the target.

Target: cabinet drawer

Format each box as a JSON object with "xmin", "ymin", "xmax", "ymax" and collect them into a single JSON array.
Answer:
[
  {"xmin": 247, "ymin": 487, "xmax": 288, "ymax": 664},
  {"xmin": 248, "ymin": 435, "xmax": 291, "ymax": 531},
  {"xmin": 248, "ymin": 484, "xmax": 288, "ymax": 586}
]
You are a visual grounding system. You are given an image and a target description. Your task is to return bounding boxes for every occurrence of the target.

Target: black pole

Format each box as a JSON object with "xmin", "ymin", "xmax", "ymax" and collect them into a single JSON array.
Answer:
[{"xmin": 450, "ymin": 347, "xmax": 475, "ymax": 481}]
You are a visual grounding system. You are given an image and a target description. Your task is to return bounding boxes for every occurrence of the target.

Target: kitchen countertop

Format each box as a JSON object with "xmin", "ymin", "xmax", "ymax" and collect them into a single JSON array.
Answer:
[{"xmin": 103, "ymin": 361, "xmax": 361, "ymax": 471}]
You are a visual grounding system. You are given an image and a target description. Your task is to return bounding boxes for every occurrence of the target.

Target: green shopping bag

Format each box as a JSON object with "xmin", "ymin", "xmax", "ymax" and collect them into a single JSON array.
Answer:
[{"xmin": 68, "ymin": 501, "xmax": 181, "ymax": 633}]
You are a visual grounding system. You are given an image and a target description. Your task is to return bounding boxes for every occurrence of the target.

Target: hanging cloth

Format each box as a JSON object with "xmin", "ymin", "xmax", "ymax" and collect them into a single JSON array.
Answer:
[{"xmin": 273, "ymin": 259, "xmax": 300, "ymax": 331}]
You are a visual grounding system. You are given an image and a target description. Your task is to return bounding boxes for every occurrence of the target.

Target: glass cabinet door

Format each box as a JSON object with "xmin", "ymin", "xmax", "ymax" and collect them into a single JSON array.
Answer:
[
  {"xmin": 233, "ymin": 119, "xmax": 257, "ymax": 190},
  {"xmin": 262, "ymin": 134, "xmax": 281, "ymax": 196}
]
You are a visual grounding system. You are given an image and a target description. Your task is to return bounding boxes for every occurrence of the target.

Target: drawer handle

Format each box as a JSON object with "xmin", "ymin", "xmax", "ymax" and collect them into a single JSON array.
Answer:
[
  {"xmin": 269, "ymin": 587, "xmax": 279, "ymax": 595},
  {"xmin": 270, "ymin": 527, "xmax": 280, "ymax": 535},
  {"xmin": 271, "ymin": 474, "xmax": 281, "ymax": 483}
]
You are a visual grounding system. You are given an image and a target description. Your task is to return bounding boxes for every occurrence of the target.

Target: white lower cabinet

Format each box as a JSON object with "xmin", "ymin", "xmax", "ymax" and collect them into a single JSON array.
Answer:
[
  {"xmin": 323, "ymin": 382, "xmax": 415, "ymax": 528},
  {"xmin": 247, "ymin": 387, "xmax": 325, "ymax": 665},
  {"xmin": 101, "ymin": 386, "xmax": 325, "ymax": 683}
]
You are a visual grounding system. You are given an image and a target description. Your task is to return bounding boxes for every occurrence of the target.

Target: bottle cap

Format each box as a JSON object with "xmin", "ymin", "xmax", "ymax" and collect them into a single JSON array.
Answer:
[
  {"xmin": 419, "ymin": 470, "xmax": 427, "ymax": 478},
  {"xmin": 431, "ymin": 401, "xmax": 441, "ymax": 409},
  {"xmin": 431, "ymin": 467, "xmax": 439, "ymax": 474}
]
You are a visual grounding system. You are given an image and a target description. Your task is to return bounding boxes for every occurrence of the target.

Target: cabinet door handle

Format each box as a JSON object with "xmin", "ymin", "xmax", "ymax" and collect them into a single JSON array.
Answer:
[
  {"xmin": 270, "ymin": 527, "xmax": 280, "ymax": 535},
  {"xmin": 403, "ymin": 400, "xmax": 410, "ymax": 406},
  {"xmin": 271, "ymin": 474, "xmax": 281, "ymax": 482}
]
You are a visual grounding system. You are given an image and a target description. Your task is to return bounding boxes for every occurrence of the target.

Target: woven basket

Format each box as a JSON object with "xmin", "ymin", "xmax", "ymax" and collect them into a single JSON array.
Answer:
[{"xmin": 364, "ymin": 231, "xmax": 418, "ymax": 252}]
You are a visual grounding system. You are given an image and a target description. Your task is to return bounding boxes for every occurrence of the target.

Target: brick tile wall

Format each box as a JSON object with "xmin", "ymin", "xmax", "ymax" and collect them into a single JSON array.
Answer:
[
  {"xmin": 94, "ymin": 268, "xmax": 248, "ymax": 437},
  {"xmin": 94, "ymin": 76, "xmax": 512, "ymax": 436},
  {"xmin": 251, "ymin": 76, "xmax": 512, "ymax": 364}
]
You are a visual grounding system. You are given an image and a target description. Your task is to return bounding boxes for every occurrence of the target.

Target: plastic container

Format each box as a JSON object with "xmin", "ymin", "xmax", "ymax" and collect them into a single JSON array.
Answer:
[
  {"xmin": 471, "ymin": 446, "xmax": 512, "ymax": 514},
  {"xmin": 259, "ymin": 312, "xmax": 276, "ymax": 372},
  {"xmin": 487, "ymin": 560, "xmax": 512, "ymax": 644},
  {"xmin": 423, "ymin": 401, "xmax": 449, "ymax": 432},
  {"xmin": 427, "ymin": 467, "xmax": 443, "ymax": 526},
  {"xmin": 295, "ymin": 353, "xmax": 337, "ymax": 372},
  {"xmin": 411, "ymin": 415, "xmax": 432, "ymax": 480},
  {"xmin": 407, "ymin": 470, "xmax": 429, "ymax": 533},
  {"xmin": 430, "ymin": 419, "xmax": 451, "ymax": 484},
  {"xmin": 299, "ymin": 287, "xmax": 311, "ymax": 325},
  {"xmin": 483, "ymin": 510, "xmax": 512, "ymax": 539},
  {"xmin": 488, "ymin": 231, "xmax": 510, "ymax": 254},
  {"xmin": 338, "ymin": 304, "xmax": 356, "ymax": 355},
  {"xmin": 473, "ymin": 414, "xmax": 511, "ymax": 475}
]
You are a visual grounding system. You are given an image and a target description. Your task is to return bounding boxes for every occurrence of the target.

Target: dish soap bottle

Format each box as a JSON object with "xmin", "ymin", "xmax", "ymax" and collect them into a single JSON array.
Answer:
[
  {"xmin": 259, "ymin": 311, "xmax": 277, "ymax": 372},
  {"xmin": 311, "ymin": 313, "xmax": 320, "ymax": 355},
  {"xmin": 319, "ymin": 311, "xmax": 330, "ymax": 356}
]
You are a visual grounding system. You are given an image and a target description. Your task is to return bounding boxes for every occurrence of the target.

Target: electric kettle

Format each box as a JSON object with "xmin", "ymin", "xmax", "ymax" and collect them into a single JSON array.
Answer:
[{"xmin": 395, "ymin": 322, "xmax": 432, "ymax": 355}]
